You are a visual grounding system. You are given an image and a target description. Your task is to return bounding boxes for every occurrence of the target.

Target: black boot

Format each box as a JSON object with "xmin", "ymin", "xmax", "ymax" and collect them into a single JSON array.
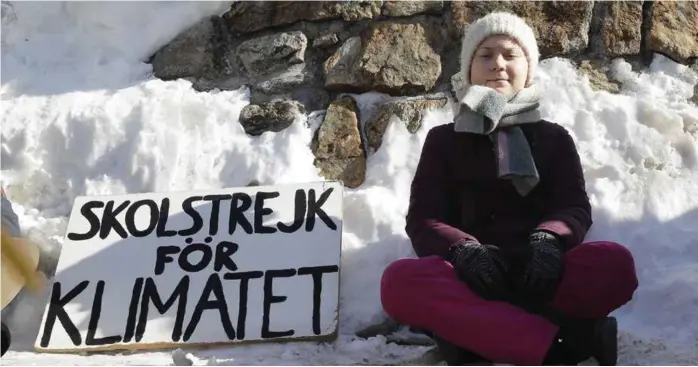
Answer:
[
  {"xmin": 543, "ymin": 316, "xmax": 618, "ymax": 366},
  {"xmin": 592, "ymin": 316, "xmax": 618, "ymax": 366},
  {"xmin": 1, "ymin": 322, "xmax": 10, "ymax": 357},
  {"xmin": 432, "ymin": 334, "xmax": 490, "ymax": 365}
]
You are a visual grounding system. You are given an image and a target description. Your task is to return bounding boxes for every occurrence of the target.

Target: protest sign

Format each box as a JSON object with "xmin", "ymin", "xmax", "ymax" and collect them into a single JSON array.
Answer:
[{"xmin": 35, "ymin": 181, "xmax": 343, "ymax": 352}]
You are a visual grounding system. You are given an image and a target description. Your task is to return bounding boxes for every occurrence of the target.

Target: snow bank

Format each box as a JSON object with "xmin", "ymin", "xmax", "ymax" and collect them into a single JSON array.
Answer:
[
  {"xmin": 536, "ymin": 57, "xmax": 698, "ymax": 349},
  {"xmin": 2, "ymin": 1, "xmax": 698, "ymax": 365}
]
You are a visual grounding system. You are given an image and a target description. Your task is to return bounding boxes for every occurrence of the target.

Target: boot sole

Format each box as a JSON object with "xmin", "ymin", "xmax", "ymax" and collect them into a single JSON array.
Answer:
[{"xmin": 595, "ymin": 317, "xmax": 618, "ymax": 366}]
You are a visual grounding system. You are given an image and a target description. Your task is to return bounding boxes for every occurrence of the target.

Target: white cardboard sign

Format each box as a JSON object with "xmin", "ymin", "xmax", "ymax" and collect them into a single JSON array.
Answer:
[{"xmin": 35, "ymin": 181, "xmax": 343, "ymax": 352}]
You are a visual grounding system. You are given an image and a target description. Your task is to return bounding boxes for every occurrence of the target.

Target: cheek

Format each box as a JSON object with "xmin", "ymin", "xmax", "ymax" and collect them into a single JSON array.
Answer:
[
  {"xmin": 470, "ymin": 62, "xmax": 488, "ymax": 82},
  {"xmin": 509, "ymin": 62, "xmax": 529, "ymax": 84}
]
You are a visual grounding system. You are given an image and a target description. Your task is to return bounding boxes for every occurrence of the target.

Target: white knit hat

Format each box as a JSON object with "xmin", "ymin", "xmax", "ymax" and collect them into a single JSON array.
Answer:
[{"xmin": 459, "ymin": 12, "xmax": 540, "ymax": 86}]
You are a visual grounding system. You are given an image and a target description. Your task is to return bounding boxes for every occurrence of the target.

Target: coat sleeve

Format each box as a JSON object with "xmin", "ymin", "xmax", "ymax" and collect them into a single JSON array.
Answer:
[
  {"xmin": 405, "ymin": 127, "xmax": 479, "ymax": 259},
  {"xmin": 535, "ymin": 126, "xmax": 592, "ymax": 251}
]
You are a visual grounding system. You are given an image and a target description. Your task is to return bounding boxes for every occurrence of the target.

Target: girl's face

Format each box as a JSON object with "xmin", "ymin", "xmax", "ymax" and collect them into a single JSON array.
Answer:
[{"xmin": 469, "ymin": 35, "xmax": 529, "ymax": 96}]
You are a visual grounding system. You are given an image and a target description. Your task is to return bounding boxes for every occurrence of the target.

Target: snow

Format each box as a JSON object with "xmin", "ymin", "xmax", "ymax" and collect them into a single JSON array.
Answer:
[{"xmin": 2, "ymin": 1, "xmax": 698, "ymax": 365}]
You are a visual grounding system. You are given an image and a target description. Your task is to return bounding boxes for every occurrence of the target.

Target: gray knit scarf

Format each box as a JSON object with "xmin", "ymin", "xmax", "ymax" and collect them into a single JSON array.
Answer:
[{"xmin": 454, "ymin": 83, "xmax": 542, "ymax": 196}]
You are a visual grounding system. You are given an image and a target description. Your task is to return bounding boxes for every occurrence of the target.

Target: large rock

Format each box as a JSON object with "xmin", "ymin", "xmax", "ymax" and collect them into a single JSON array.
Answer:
[
  {"xmin": 649, "ymin": 1, "xmax": 698, "ymax": 64},
  {"xmin": 239, "ymin": 100, "xmax": 305, "ymax": 136},
  {"xmin": 382, "ymin": 1, "xmax": 443, "ymax": 17},
  {"xmin": 151, "ymin": 18, "xmax": 217, "ymax": 80},
  {"xmin": 451, "ymin": 1, "xmax": 594, "ymax": 57},
  {"xmin": 313, "ymin": 97, "xmax": 366, "ymax": 188},
  {"xmin": 578, "ymin": 60, "xmax": 620, "ymax": 94},
  {"xmin": 323, "ymin": 36, "xmax": 364, "ymax": 89},
  {"xmin": 236, "ymin": 31, "xmax": 308, "ymax": 77},
  {"xmin": 601, "ymin": 1, "xmax": 643, "ymax": 57},
  {"xmin": 222, "ymin": 1, "xmax": 381, "ymax": 34},
  {"xmin": 250, "ymin": 63, "xmax": 310, "ymax": 94},
  {"xmin": 365, "ymin": 96, "xmax": 448, "ymax": 152},
  {"xmin": 240, "ymin": 32, "xmax": 328, "ymax": 112},
  {"xmin": 324, "ymin": 22, "xmax": 442, "ymax": 95},
  {"xmin": 313, "ymin": 32, "xmax": 340, "ymax": 48}
]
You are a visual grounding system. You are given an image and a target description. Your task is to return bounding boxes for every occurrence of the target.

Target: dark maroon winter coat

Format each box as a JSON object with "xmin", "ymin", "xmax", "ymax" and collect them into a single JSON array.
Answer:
[{"xmin": 405, "ymin": 120, "xmax": 592, "ymax": 259}]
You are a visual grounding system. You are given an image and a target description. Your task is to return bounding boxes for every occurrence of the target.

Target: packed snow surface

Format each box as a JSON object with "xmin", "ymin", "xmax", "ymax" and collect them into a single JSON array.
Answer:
[{"xmin": 2, "ymin": 1, "xmax": 698, "ymax": 365}]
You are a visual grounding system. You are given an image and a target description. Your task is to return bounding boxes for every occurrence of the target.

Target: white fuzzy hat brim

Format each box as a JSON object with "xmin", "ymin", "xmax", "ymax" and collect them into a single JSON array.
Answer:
[{"xmin": 460, "ymin": 12, "xmax": 540, "ymax": 86}]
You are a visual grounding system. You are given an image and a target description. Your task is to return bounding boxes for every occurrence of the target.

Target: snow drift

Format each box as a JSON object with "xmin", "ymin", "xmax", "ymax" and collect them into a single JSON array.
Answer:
[{"xmin": 1, "ymin": 1, "xmax": 697, "ymax": 365}]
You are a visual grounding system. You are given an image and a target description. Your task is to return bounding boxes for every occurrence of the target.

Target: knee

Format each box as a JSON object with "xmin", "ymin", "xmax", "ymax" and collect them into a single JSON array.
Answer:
[
  {"xmin": 382, "ymin": 258, "xmax": 416, "ymax": 285},
  {"xmin": 380, "ymin": 256, "xmax": 445, "ymax": 320},
  {"xmin": 602, "ymin": 242, "xmax": 637, "ymax": 283},
  {"xmin": 591, "ymin": 241, "xmax": 639, "ymax": 301},
  {"xmin": 380, "ymin": 258, "xmax": 417, "ymax": 313}
]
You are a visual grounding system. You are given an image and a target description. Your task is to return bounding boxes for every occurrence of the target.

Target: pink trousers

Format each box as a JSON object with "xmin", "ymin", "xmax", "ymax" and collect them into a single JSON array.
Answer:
[{"xmin": 380, "ymin": 241, "xmax": 638, "ymax": 365}]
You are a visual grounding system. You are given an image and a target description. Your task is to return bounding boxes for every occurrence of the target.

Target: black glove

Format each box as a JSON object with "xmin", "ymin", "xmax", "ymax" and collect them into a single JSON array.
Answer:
[
  {"xmin": 448, "ymin": 241, "xmax": 509, "ymax": 300},
  {"xmin": 521, "ymin": 231, "xmax": 565, "ymax": 299}
]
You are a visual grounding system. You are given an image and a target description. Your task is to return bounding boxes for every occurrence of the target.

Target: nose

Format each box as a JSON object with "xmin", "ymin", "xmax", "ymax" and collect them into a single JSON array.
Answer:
[{"xmin": 490, "ymin": 54, "xmax": 506, "ymax": 71}]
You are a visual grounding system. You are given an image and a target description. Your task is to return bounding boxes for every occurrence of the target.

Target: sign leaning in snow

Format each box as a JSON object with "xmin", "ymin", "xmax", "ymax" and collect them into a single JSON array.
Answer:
[{"xmin": 35, "ymin": 181, "xmax": 343, "ymax": 353}]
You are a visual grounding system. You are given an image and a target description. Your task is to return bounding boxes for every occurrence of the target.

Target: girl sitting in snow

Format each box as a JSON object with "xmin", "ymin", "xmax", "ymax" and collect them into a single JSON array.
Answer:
[{"xmin": 380, "ymin": 12, "xmax": 638, "ymax": 366}]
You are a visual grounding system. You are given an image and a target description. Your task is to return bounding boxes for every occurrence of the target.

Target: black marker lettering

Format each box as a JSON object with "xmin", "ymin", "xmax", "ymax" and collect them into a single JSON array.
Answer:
[
  {"xmin": 135, "ymin": 276, "xmax": 189, "ymax": 342},
  {"xmin": 67, "ymin": 201, "xmax": 104, "ymax": 241},
  {"xmin": 154, "ymin": 246, "xmax": 181, "ymax": 276},
  {"xmin": 298, "ymin": 265, "xmax": 339, "ymax": 335},
  {"xmin": 123, "ymin": 277, "xmax": 144, "ymax": 343},
  {"xmin": 125, "ymin": 199, "xmax": 158, "ymax": 237},
  {"xmin": 262, "ymin": 269, "xmax": 296, "ymax": 339},
  {"xmin": 179, "ymin": 238, "xmax": 212, "ymax": 272},
  {"xmin": 255, "ymin": 191, "xmax": 279, "ymax": 234},
  {"xmin": 306, "ymin": 188, "xmax": 336, "ymax": 231},
  {"xmin": 203, "ymin": 194, "xmax": 231, "ymax": 236},
  {"xmin": 100, "ymin": 200, "xmax": 130, "ymax": 239},
  {"xmin": 39, "ymin": 281, "xmax": 89, "ymax": 348},
  {"xmin": 178, "ymin": 196, "xmax": 203, "ymax": 236},
  {"xmin": 86, "ymin": 280, "xmax": 122, "ymax": 345},
  {"xmin": 278, "ymin": 189, "xmax": 306, "ymax": 233},
  {"xmin": 183, "ymin": 274, "xmax": 235, "ymax": 342},
  {"xmin": 229, "ymin": 193, "xmax": 253, "ymax": 235},
  {"xmin": 224, "ymin": 271, "xmax": 263, "ymax": 340},
  {"xmin": 156, "ymin": 198, "xmax": 177, "ymax": 237},
  {"xmin": 214, "ymin": 241, "xmax": 239, "ymax": 272}
]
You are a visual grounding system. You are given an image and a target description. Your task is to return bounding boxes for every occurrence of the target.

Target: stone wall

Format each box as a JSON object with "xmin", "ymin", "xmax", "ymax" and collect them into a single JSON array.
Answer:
[{"xmin": 150, "ymin": 0, "xmax": 698, "ymax": 188}]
